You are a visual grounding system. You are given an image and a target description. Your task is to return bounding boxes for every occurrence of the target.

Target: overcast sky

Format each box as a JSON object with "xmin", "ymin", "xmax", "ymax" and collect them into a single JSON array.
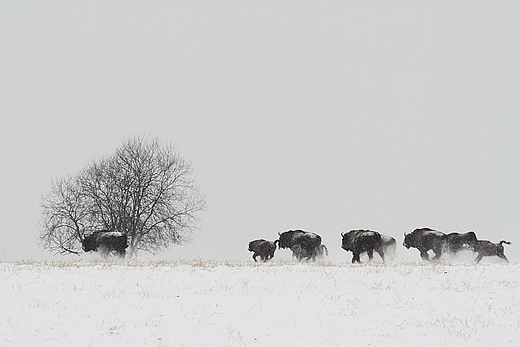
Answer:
[{"xmin": 1, "ymin": 2, "xmax": 519, "ymax": 262}]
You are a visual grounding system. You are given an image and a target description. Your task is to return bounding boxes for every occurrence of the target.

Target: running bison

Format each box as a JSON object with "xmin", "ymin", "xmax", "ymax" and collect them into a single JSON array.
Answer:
[
  {"xmin": 403, "ymin": 228, "xmax": 446, "ymax": 261},
  {"xmin": 291, "ymin": 244, "xmax": 329, "ymax": 261},
  {"xmin": 475, "ymin": 240, "xmax": 510, "ymax": 263},
  {"xmin": 446, "ymin": 231, "xmax": 478, "ymax": 253},
  {"xmin": 403, "ymin": 228, "xmax": 479, "ymax": 261},
  {"xmin": 248, "ymin": 239, "xmax": 277, "ymax": 262},
  {"xmin": 82, "ymin": 230, "xmax": 128, "ymax": 258},
  {"xmin": 341, "ymin": 230, "xmax": 385, "ymax": 263},
  {"xmin": 277, "ymin": 230, "xmax": 323, "ymax": 261}
]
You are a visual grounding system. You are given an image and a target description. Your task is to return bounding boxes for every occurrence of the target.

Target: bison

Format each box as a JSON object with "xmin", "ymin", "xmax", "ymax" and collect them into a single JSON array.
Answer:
[
  {"xmin": 82, "ymin": 230, "xmax": 128, "ymax": 258},
  {"xmin": 445, "ymin": 231, "xmax": 478, "ymax": 254},
  {"xmin": 291, "ymin": 244, "xmax": 329, "ymax": 261},
  {"xmin": 403, "ymin": 227, "xmax": 446, "ymax": 261},
  {"xmin": 341, "ymin": 230, "xmax": 385, "ymax": 263},
  {"xmin": 475, "ymin": 240, "xmax": 510, "ymax": 263},
  {"xmin": 248, "ymin": 239, "xmax": 277, "ymax": 262},
  {"xmin": 277, "ymin": 230, "xmax": 323, "ymax": 262},
  {"xmin": 404, "ymin": 228, "xmax": 481, "ymax": 261}
]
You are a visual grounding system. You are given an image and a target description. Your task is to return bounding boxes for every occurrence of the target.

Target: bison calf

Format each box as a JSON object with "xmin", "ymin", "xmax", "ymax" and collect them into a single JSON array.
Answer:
[
  {"xmin": 248, "ymin": 239, "xmax": 277, "ymax": 262},
  {"xmin": 475, "ymin": 240, "xmax": 510, "ymax": 263}
]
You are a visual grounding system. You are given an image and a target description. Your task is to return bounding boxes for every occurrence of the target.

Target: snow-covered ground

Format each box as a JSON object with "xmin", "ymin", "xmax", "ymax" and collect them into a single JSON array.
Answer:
[{"xmin": 1, "ymin": 260, "xmax": 519, "ymax": 346}]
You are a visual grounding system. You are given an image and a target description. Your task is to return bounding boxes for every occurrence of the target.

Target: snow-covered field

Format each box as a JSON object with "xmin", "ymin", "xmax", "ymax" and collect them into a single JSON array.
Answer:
[{"xmin": 1, "ymin": 260, "xmax": 519, "ymax": 346}]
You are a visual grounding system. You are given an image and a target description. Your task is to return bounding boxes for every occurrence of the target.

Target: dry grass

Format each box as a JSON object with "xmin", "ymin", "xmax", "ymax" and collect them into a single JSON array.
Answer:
[{"xmin": 1, "ymin": 260, "xmax": 519, "ymax": 346}]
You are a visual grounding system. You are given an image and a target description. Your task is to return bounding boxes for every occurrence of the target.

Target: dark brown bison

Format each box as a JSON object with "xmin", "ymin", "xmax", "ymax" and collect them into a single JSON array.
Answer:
[
  {"xmin": 403, "ymin": 228, "xmax": 446, "ymax": 261},
  {"xmin": 404, "ymin": 228, "xmax": 480, "ymax": 261},
  {"xmin": 341, "ymin": 230, "xmax": 385, "ymax": 263},
  {"xmin": 248, "ymin": 239, "xmax": 277, "ymax": 262},
  {"xmin": 277, "ymin": 230, "xmax": 322, "ymax": 261},
  {"xmin": 82, "ymin": 230, "xmax": 127, "ymax": 258},
  {"xmin": 291, "ymin": 244, "xmax": 329, "ymax": 261},
  {"xmin": 475, "ymin": 240, "xmax": 510, "ymax": 263},
  {"xmin": 445, "ymin": 231, "xmax": 478, "ymax": 253}
]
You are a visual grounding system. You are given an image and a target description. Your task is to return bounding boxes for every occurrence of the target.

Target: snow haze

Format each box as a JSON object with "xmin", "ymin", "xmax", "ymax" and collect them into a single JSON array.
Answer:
[{"xmin": 1, "ymin": 3, "xmax": 520, "ymax": 262}]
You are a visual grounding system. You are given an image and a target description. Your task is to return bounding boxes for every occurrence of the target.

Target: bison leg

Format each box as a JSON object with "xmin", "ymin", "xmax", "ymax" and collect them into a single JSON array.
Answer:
[
  {"xmin": 498, "ymin": 253, "xmax": 509, "ymax": 263},
  {"xmin": 352, "ymin": 252, "xmax": 361, "ymax": 263},
  {"xmin": 309, "ymin": 248, "xmax": 317, "ymax": 262},
  {"xmin": 252, "ymin": 253, "xmax": 258, "ymax": 262},
  {"xmin": 475, "ymin": 253, "xmax": 484, "ymax": 263},
  {"xmin": 419, "ymin": 251, "xmax": 429, "ymax": 261},
  {"xmin": 377, "ymin": 250, "xmax": 385, "ymax": 263},
  {"xmin": 431, "ymin": 245, "xmax": 444, "ymax": 261}
]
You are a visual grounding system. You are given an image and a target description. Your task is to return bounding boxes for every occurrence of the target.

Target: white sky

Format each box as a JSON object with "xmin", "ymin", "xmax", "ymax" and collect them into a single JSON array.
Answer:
[{"xmin": 1, "ymin": 2, "xmax": 519, "ymax": 262}]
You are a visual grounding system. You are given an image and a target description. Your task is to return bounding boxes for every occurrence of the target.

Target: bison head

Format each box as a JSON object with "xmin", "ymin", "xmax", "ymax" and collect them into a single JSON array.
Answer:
[
  {"xmin": 341, "ymin": 231, "xmax": 355, "ymax": 251},
  {"xmin": 277, "ymin": 230, "xmax": 302, "ymax": 249},
  {"xmin": 402, "ymin": 232, "xmax": 415, "ymax": 249},
  {"xmin": 81, "ymin": 235, "xmax": 96, "ymax": 252}
]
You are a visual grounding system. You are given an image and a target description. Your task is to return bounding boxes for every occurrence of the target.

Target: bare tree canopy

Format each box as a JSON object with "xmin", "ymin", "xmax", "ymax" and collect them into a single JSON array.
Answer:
[{"xmin": 40, "ymin": 136, "xmax": 205, "ymax": 258}]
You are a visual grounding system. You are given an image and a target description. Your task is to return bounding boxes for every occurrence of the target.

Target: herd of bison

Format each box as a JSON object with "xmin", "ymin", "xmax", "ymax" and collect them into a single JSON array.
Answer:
[
  {"xmin": 80, "ymin": 227, "xmax": 510, "ymax": 264},
  {"xmin": 248, "ymin": 228, "xmax": 511, "ymax": 264}
]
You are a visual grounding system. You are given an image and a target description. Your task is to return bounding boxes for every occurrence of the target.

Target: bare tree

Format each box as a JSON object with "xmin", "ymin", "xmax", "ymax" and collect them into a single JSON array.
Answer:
[
  {"xmin": 40, "ymin": 136, "xmax": 205, "ymax": 258},
  {"xmin": 40, "ymin": 176, "xmax": 89, "ymax": 255}
]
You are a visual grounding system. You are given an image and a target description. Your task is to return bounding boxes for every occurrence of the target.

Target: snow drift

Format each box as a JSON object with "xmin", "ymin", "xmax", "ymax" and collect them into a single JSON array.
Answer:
[{"xmin": 1, "ymin": 261, "xmax": 519, "ymax": 346}]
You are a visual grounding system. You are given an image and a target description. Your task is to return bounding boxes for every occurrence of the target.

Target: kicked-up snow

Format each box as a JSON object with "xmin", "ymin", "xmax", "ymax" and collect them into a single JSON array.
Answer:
[{"xmin": 1, "ymin": 261, "xmax": 519, "ymax": 346}]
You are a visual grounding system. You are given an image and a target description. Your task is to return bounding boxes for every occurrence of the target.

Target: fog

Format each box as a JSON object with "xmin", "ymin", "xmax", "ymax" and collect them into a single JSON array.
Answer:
[{"xmin": 1, "ymin": 2, "xmax": 519, "ymax": 262}]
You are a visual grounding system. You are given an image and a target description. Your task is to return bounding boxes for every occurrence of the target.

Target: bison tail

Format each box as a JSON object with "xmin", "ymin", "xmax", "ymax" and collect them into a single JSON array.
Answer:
[
  {"xmin": 274, "ymin": 240, "xmax": 279, "ymax": 249},
  {"xmin": 499, "ymin": 240, "xmax": 511, "ymax": 245}
]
